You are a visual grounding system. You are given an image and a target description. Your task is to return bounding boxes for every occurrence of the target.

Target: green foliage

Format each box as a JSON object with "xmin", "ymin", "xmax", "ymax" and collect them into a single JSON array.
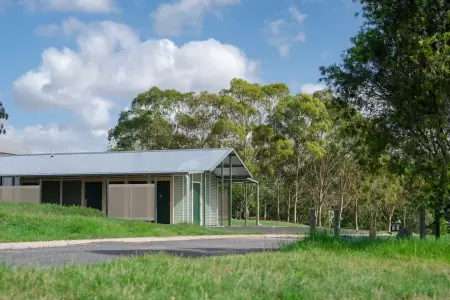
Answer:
[
  {"xmin": 321, "ymin": 0, "xmax": 450, "ymax": 237},
  {"xmin": 0, "ymin": 100, "xmax": 8, "ymax": 134},
  {"xmin": 427, "ymin": 217, "xmax": 449, "ymax": 236}
]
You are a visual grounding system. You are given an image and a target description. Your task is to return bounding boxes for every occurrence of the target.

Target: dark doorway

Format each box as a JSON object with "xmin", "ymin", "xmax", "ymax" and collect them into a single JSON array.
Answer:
[
  {"xmin": 157, "ymin": 181, "xmax": 171, "ymax": 224},
  {"xmin": 41, "ymin": 181, "xmax": 61, "ymax": 205},
  {"xmin": 193, "ymin": 182, "xmax": 201, "ymax": 225},
  {"xmin": 62, "ymin": 180, "xmax": 82, "ymax": 206},
  {"xmin": 85, "ymin": 182, "xmax": 102, "ymax": 211}
]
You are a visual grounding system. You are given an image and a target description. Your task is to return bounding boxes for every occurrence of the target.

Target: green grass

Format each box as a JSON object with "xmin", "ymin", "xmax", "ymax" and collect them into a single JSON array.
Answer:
[
  {"xmin": 232, "ymin": 218, "xmax": 307, "ymax": 227},
  {"xmin": 0, "ymin": 233, "xmax": 449, "ymax": 299},
  {"xmin": 0, "ymin": 202, "xmax": 254, "ymax": 242}
]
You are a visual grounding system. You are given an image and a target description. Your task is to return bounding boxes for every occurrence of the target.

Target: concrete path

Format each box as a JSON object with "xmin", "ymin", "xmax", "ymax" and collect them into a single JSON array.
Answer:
[
  {"xmin": 0, "ymin": 235, "xmax": 297, "ymax": 268},
  {"xmin": 0, "ymin": 234, "xmax": 299, "ymax": 250}
]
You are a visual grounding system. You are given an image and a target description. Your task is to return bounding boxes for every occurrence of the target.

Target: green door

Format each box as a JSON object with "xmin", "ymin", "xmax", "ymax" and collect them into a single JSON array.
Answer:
[
  {"xmin": 157, "ymin": 181, "xmax": 171, "ymax": 224},
  {"xmin": 193, "ymin": 183, "xmax": 201, "ymax": 225}
]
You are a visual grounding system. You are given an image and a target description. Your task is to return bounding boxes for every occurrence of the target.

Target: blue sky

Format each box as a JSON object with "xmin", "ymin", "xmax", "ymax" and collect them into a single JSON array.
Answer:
[{"xmin": 0, "ymin": 0, "xmax": 362, "ymax": 153}]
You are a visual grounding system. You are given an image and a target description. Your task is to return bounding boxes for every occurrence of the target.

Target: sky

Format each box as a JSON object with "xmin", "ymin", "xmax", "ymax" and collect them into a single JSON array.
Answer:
[{"xmin": 0, "ymin": 0, "xmax": 362, "ymax": 153}]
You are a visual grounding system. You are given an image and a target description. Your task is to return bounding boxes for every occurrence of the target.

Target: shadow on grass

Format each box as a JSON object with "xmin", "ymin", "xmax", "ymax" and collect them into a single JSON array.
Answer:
[{"xmin": 90, "ymin": 248, "xmax": 277, "ymax": 258}]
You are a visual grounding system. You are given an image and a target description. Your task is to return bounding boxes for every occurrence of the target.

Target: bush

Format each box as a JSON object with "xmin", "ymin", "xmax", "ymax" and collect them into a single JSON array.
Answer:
[{"xmin": 427, "ymin": 217, "xmax": 448, "ymax": 235}]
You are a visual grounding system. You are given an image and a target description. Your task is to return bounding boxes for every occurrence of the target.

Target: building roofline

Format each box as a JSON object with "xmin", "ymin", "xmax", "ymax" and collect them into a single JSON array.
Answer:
[{"xmin": 1, "ymin": 148, "xmax": 235, "ymax": 158}]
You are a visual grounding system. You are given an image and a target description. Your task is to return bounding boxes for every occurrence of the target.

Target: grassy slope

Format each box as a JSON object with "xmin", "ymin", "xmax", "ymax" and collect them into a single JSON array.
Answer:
[
  {"xmin": 0, "ymin": 202, "xmax": 251, "ymax": 242},
  {"xmin": 0, "ymin": 234, "xmax": 449, "ymax": 299},
  {"xmin": 232, "ymin": 218, "xmax": 307, "ymax": 227}
]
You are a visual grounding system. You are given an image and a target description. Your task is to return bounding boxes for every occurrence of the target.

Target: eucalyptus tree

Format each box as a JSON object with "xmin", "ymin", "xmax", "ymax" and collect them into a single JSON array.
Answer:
[
  {"xmin": 321, "ymin": 0, "xmax": 450, "ymax": 238},
  {"xmin": 0, "ymin": 100, "xmax": 7, "ymax": 134},
  {"xmin": 271, "ymin": 92, "xmax": 332, "ymax": 224}
]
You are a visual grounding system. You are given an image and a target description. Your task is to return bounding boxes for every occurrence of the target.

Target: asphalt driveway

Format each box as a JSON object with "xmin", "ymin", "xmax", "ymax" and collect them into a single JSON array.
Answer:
[{"xmin": 0, "ymin": 236, "xmax": 295, "ymax": 268}]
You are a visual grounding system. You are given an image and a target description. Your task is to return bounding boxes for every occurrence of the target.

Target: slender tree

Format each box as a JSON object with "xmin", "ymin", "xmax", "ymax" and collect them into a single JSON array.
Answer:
[{"xmin": 321, "ymin": 0, "xmax": 450, "ymax": 238}]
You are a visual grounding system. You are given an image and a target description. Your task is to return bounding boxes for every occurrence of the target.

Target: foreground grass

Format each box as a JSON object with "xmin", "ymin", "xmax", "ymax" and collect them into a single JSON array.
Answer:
[
  {"xmin": 0, "ymin": 234, "xmax": 449, "ymax": 299},
  {"xmin": 0, "ymin": 202, "xmax": 249, "ymax": 242},
  {"xmin": 232, "ymin": 218, "xmax": 307, "ymax": 227}
]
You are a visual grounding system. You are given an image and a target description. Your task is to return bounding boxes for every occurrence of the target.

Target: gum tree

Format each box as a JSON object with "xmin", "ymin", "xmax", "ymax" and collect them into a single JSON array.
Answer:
[{"xmin": 321, "ymin": 0, "xmax": 450, "ymax": 238}]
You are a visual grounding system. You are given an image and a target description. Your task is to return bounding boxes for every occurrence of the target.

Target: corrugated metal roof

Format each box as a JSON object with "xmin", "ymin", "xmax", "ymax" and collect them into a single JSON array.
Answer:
[{"xmin": 0, "ymin": 148, "xmax": 252, "ymax": 178}]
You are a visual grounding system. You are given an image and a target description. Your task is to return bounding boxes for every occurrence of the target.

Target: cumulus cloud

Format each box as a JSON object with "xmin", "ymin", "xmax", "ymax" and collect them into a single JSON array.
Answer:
[
  {"xmin": 300, "ymin": 83, "xmax": 326, "ymax": 94},
  {"xmin": 266, "ymin": 6, "xmax": 307, "ymax": 57},
  {"xmin": 1, "ymin": 123, "xmax": 107, "ymax": 154},
  {"xmin": 13, "ymin": 18, "xmax": 259, "ymax": 144},
  {"xmin": 20, "ymin": 0, "xmax": 119, "ymax": 13},
  {"xmin": 151, "ymin": 0, "xmax": 239, "ymax": 36}
]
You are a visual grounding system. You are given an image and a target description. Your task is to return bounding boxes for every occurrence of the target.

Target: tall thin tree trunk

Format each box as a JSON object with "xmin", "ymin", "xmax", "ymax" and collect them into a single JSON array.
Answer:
[
  {"xmin": 354, "ymin": 199, "xmax": 359, "ymax": 231},
  {"xmin": 317, "ymin": 203, "xmax": 323, "ymax": 227},
  {"xmin": 277, "ymin": 190, "xmax": 280, "ymax": 221},
  {"xmin": 338, "ymin": 193, "xmax": 344, "ymax": 231},
  {"xmin": 369, "ymin": 209, "xmax": 377, "ymax": 240},
  {"xmin": 264, "ymin": 200, "xmax": 267, "ymax": 221},
  {"xmin": 402, "ymin": 206, "xmax": 407, "ymax": 227},
  {"xmin": 294, "ymin": 181, "xmax": 298, "ymax": 224},
  {"xmin": 286, "ymin": 192, "xmax": 291, "ymax": 223},
  {"xmin": 387, "ymin": 213, "xmax": 392, "ymax": 234}
]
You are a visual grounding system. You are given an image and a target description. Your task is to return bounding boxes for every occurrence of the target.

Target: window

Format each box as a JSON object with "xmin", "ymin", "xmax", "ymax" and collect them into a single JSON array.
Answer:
[{"xmin": 1, "ymin": 177, "xmax": 13, "ymax": 186}]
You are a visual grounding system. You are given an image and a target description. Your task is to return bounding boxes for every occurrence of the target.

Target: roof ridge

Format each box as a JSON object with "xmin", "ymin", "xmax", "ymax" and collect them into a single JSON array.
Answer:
[{"xmin": 1, "ymin": 148, "xmax": 234, "ymax": 157}]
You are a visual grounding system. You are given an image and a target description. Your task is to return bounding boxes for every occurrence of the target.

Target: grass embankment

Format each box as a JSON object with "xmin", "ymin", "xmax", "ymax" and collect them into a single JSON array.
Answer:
[
  {"xmin": 0, "ymin": 202, "xmax": 249, "ymax": 242},
  {"xmin": 232, "ymin": 218, "xmax": 307, "ymax": 227},
  {"xmin": 1, "ymin": 232, "xmax": 449, "ymax": 299}
]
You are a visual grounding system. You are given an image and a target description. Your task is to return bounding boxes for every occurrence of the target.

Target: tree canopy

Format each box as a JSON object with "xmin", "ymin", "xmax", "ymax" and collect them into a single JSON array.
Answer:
[
  {"xmin": 0, "ymin": 100, "xmax": 7, "ymax": 135},
  {"xmin": 107, "ymin": 0, "xmax": 450, "ymax": 238},
  {"xmin": 320, "ymin": 0, "xmax": 450, "ymax": 238}
]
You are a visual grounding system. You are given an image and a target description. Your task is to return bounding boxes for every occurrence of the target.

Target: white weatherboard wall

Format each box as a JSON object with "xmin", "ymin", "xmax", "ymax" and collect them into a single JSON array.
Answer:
[
  {"xmin": 173, "ymin": 175, "xmax": 185, "ymax": 224},
  {"xmin": 205, "ymin": 172, "xmax": 219, "ymax": 226},
  {"xmin": 172, "ymin": 173, "xmax": 219, "ymax": 226}
]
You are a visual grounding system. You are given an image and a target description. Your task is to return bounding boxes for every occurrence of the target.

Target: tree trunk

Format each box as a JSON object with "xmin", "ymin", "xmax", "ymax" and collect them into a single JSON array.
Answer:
[
  {"xmin": 294, "ymin": 166, "xmax": 299, "ymax": 224},
  {"xmin": 402, "ymin": 206, "xmax": 407, "ymax": 227},
  {"xmin": 354, "ymin": 199, "xmax": 359, "ymax": 231},
  {"xmin": 369, "ymin": 210, "xmax": 377, "ymax": 240},
  {"xmin": 294, "ymin": 190, "xmax": 298, "ymax": 224},
  {"xmin": 435, "ymin": 209, "xmax": 441, "ymax": 240},
  {"xmin": 264, "ymin": 201, "xmax": 267, "ymax": 221},
  {"xmin": 387, "ymin": 206, "xmax": 395, "ymax": 234},
  {"xmin": 317, "ymin": 203, "xmax": 323, "ymax": 227},
  {"xmin": 387, "ymin": 213, "xmax": 392, "ymax": 234},
  {"xmin": 338, "ymin": 193, "xmax": 344, "ymax": 231},
  {"xmin": 286, "ymin": 193, "xmax": 291, "ymax": 223},
  {"xmin": 277, "ymin": 190, "xmax": 280, "ymax": 221}
]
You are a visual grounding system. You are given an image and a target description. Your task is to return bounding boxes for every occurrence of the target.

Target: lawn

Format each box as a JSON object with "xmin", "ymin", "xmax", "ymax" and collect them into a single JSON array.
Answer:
[
  {"xmin": 0, "ymin": 233, "xmax": 449, "ymax": 299},
  {"xmin": 0, "ymin": 202, "xmax": 253, "ymax": 242},
  {"xmin": 231, "ymin": 218, "xmax": 308, "ymax": 227}
]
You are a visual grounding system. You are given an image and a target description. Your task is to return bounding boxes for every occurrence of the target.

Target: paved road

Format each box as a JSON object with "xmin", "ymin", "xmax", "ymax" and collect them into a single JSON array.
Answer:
[{"xmin": 0, "ymin": 236, "xmax": 295, "ymax": 268}]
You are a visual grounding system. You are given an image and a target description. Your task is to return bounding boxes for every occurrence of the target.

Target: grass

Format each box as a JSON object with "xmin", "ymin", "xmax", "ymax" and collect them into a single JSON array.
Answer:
[
  {"xmin": 0, "ymin": 202, "xmax": 255, "ymax": 242},
  {"xmin": 232, "ymin": 218, "xmax": 307, "ymax": 227},
  {"xmin": 0, "ymin": 232, "xmax": 449, "ymax": 299}
]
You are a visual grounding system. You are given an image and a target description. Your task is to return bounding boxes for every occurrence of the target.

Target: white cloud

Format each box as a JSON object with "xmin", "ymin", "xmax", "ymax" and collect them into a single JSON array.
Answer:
[
  {"xmin": 151, "ymin": 0, "xmax": 239, "ymax": 36},
  {"xmin": 1, "ymin": 123, "xmax": 107, "ymax": 154},
  {"xmin": 13, "ymin": 18, "xmax": 259, "ymax": 142},
  {"xmin": 19, "ymin": 0, "xmax": 119, "ymax": 13},
  {"xmin": 288, "ymin": 6, "xmax": 307, "ymax": 23},
  {"xmin": 301, "ymin": 83, "xmax": 326, "ymax": 94},
  {"xmin": 266, "ymin": 6, "xmax": 307, "ymax": 58}
]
